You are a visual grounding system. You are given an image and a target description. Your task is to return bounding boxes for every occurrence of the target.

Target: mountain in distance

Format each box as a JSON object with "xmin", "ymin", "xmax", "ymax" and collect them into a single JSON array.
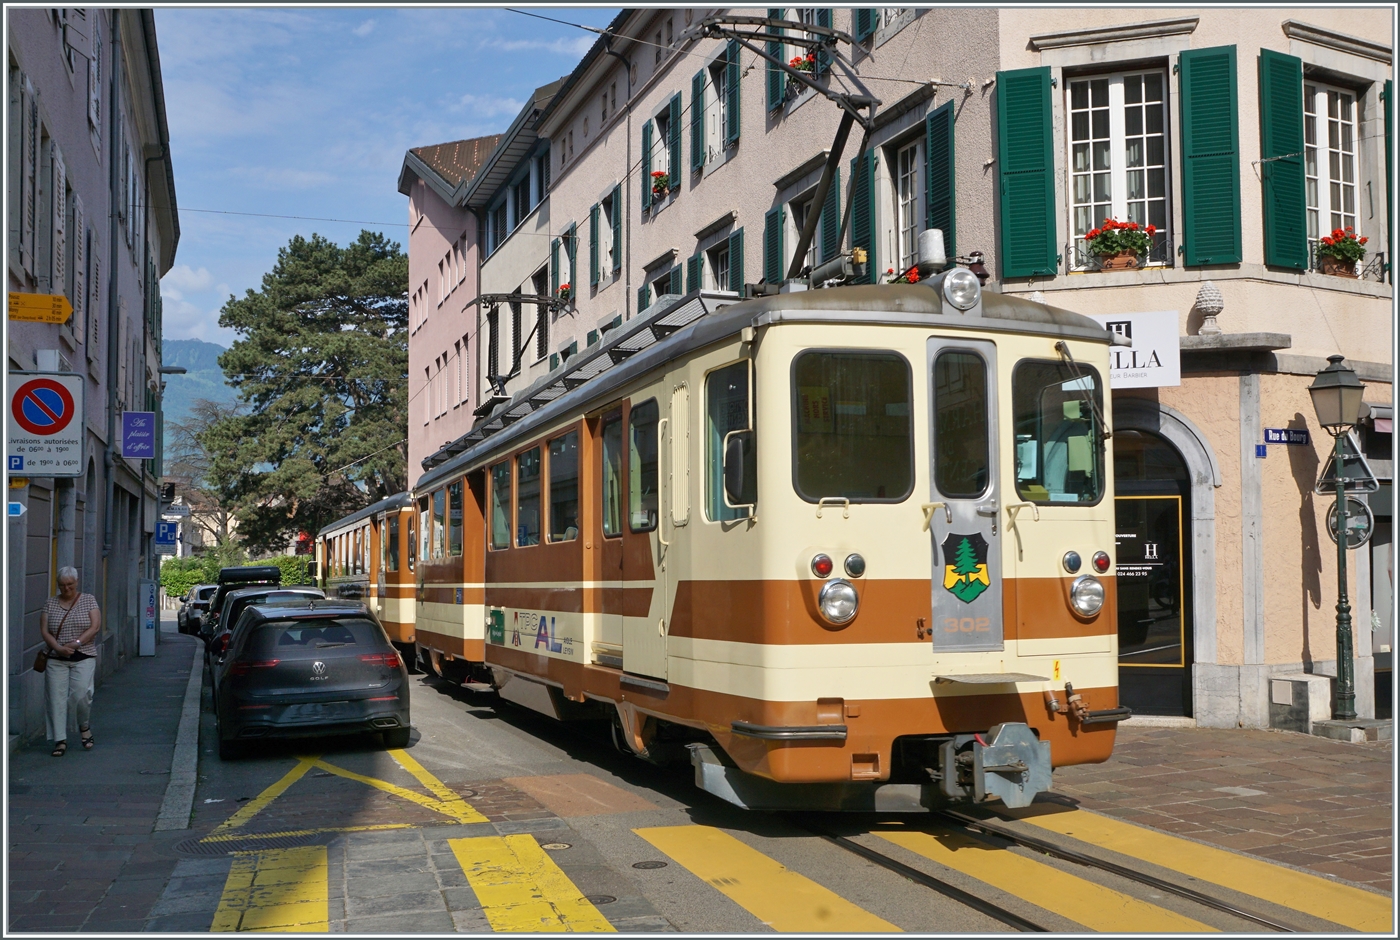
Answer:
[{"xmin": 161, "ymin": 339, "xmax": 238, "ymax": 455}]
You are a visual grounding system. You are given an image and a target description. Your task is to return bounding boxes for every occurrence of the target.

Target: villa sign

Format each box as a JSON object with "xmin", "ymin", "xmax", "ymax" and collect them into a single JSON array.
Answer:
[{"xmin": 1085, "ymin": 311, "xmax": 1181, "ymax": 389}]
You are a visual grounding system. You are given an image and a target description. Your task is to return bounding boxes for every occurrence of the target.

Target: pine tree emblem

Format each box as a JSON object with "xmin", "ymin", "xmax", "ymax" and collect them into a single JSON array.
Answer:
[{"xmin": 942, "ymin": 533, "xmax": 990, "ymax": 603}]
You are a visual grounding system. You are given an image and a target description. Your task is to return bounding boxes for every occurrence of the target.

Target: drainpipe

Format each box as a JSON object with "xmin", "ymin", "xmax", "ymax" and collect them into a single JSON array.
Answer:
[{"xmin": 603, "ymin": 37, "xmax": 633, "ymax": 320}]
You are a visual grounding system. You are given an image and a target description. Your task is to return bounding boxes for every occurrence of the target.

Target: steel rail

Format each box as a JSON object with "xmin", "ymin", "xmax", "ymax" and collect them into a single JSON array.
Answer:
[{"xmin": 935, "ymin": 809, "xmax": 1299, "ymax": 932}]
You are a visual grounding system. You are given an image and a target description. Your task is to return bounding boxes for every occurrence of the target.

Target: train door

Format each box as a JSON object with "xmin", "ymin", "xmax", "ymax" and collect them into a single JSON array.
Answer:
[
  {"xmin": 926, "ymin": 338, "xmax": 1004, "ymax": 651},
  {"xmin": 595, "ymin": 408, "xmax": 626, "ymax": 665},
  {"xmin": 373, "ymin": 513, "xmax": 386, "ymax": 619},
  {"xmin": 622, "ymin": 397, "xmax": 666, "ymax": 679}
]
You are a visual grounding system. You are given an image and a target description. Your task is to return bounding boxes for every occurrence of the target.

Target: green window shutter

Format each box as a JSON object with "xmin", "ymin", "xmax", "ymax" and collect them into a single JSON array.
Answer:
[
  {"xmin": 820, "ymin": 166, "xmax": 841, "ymax": 262},
  {"xmin": 641, "ymin": 120, "xmax": 653, "ymax": 210},
  {"xmin": 550, "ymin": 238, "xmax": 560, "ymax": 294},
  {"xmin": 638, "ymin": 284, "xmax": 650, "ymax": 311},
  {"xmin": 926, "ymin": 98, "xmax": 957, "ymax": 266},
  {"xmin": 767, "ymin": 9, "xmax": 784, "ymax": 112},
  {"xmin": 816, "ymin": 9, "xmax": 833, "ymax": 76},
  {"xmin": 1258, "ymin": 50, "xmax": 1306, "ymax": 270},
  {"xmin": 567, "ymin": 341, "xmax": 577, "ymax": 358},
  {"xmin": 854, "ymin": 9, "xmax": 876, "ymax": 42},
  {"xmin": 763, "ymin": 206, "xmax": 785, "ymax": 283},
  {"xmin": 542, "ymin": 151, "xmax": 551, "ymax": 194},
  {"xmin": 725, "ymin": 40, "xmax": 741, "ymax": 145},
  {"xmin": 1384, "ymin": 80, "xmax": 1393, "ymax": 281},
  {"xmin": 550, "ymin": 352, "xmax": 559, "ymax": 372},
  {"xmin": 996, "ymin": 66, "xmax": 1057, "ymax": 278},
  {"xmin": 849, "ymin": 150, "xmax": 876, "ymax": 283},
  {"xmin": 669, "ymin": 94, "xmax": 683, "ymax": 187},
  {"xmin": 589, "ymin": 204, "xmax": 601, "ymax": 285},
  {"xmin": 587, "ymin": 329, "xmax": 598, "ymax": 346},
  {"xmin": 566, "ymin": 223, "xmax": 577, "ymax": 288},
  {"xmin": 611, "ymin": 184, "xmax": 623, "ymax": 272},
  {"xmin": 692, "ymin": 70, "xmax": 706, "ymax": 171},
  {"xmin": 669, "ymin": 266, "xmax": 683, "ymax": 296},
  {"xmin": 1179, "ymin": 45, "xmax": 1241, "ymax": 266},
  {"xmin": 728, "ymin": 227, "xmax": 745, "ymax": 291},
  {"xmin": 686, "ymin": 252, "xmax": 702, "ymax": 293}
]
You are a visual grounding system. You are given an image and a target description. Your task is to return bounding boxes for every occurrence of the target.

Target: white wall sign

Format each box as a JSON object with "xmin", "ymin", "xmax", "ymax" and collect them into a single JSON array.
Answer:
[
  {"xmin": 6, "ymin": 371, "xmax": 85, "ymax": 477},
  {"xmin": 1085, "ymin": 311, "xmax": 1181, "ymax": 389}
]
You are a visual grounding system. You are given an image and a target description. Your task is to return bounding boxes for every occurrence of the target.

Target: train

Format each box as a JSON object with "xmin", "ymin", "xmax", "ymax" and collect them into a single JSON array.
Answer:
[{"xmin": 317, "ymin": 266, "xmax": 1131, "ymax": 811}]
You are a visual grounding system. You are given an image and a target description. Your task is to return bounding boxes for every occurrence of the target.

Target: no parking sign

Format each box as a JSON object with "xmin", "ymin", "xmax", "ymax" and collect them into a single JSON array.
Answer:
[{"xmin": 7, "ymin": 372, "xmax": 84, "ymax": 477}]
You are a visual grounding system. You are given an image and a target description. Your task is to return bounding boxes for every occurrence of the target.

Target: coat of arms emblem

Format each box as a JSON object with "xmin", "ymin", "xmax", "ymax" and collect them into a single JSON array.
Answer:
[{"xmin": 941, "ymin": 532, "xmax": 990, "ymax": 603}]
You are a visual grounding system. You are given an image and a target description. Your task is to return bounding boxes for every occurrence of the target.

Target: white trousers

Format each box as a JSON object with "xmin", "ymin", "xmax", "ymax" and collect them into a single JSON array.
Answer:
[{"xmin": 45, "ymin": 656, "xmax": 95, "ymax": 742}]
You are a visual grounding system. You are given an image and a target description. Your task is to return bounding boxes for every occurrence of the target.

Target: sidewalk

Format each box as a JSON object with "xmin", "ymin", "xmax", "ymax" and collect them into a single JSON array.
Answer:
[
  {"xmin": 6, "ymin": 616, "xmax": 201, "ymax": 932},
  {"xmin": 1050, "ymin": 723, "xmax": 1393, "ymax": 893}
]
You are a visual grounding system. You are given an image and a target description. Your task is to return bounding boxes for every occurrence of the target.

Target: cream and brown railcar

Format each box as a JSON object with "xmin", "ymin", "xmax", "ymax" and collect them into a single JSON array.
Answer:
[
  {"xmin": 414, "ymin": 280, "xmax": 1129, "ymax": 810},
  {"xmin": 317, "ymin": 492, "xmax": 418, "ymax": 656}
]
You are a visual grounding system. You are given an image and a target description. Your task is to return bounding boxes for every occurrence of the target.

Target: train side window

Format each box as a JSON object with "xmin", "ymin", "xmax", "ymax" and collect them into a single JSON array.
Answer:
[
  {"xmin": 629, "ymin": 400, "xmax": 659, "ymax": 532},
  {"xmin": 932, "ymin": 350, "xmax": 991, "ymax": 498},
  {"xmin": 362, "ymin": 524, "xmax": 370, "ymax": 573},
  {"xmin": 417, "ymin": 497, "xmax": 431, "ymax": 563},
  {"xmin": 386, "ymin": 515, "xmax": 400, "ymax": 571},
  {"xmin": 706, "ymin": 361, "xmax": 751, "ymax": 521},
  {"xmin": 549, "ymin": 431, "xmax": 580, "ymax": 541},
  {"xmin": 448, "ymin": 481, "xmax": 463, "ymax": 556},
  {"xmin": 1012, "ymin": 358, "xmax": 1105, "ymax": 505},
  {"xmin": 407, "ymin": 513, "xmax": 416, "ymax": 571},
  {"xmin": 353, "ymin": 529, "xmax": 362, "ymax": 574},
  {"xmin": 489, "ymin": 461, "xmax": 512, "ymax": 550},
  {"xmin": 432, "ymin": 490, "xmax": 446, "ymax": 560},
  {"xmin": 791, "ymin": 350, "xmax": 913, "ymax": 502},
  {"xmin": 601, "ymin": 412, "xmax": 624, "ymax": 537},
  {"xmin": 517, "ymin": 447, "xmax": 542, "ymax": 546}
]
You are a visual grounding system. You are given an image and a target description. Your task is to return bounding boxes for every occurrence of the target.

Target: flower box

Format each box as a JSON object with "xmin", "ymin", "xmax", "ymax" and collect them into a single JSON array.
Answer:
[
  {"xmin": 1316, "ymin": 227, "xmax": 1366, "ymax": 278},
  {"xmin": 1083, "ymin": 218, "xmax": 1155, "ymax": 270},
  {"xmin": 650, "ymin": 171, "xmax": 670, "ymax": 199}
]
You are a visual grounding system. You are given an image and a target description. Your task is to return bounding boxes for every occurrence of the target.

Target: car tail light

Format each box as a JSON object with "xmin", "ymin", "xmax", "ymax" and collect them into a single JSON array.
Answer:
[
  {"xmin": 811, "ymin": 554, "xmax": 834, "ymax": 578},
  {"xmin": 360, "ymin": 651, "xmax": 401, "ymax": 668},
  {"xmin": 228, "ymin": 659, "xmax": 279, "ymax": 677},
  {"xmin": 1092, "ymin": 551, "xmax": 1111, "ymax": 573}
]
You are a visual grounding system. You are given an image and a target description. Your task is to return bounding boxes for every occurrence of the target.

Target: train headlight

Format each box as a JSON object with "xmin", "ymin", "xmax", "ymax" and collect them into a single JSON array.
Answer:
[
  {"xmin": 1069, "ymin": 575, "xmax": 1105, "ymax": 616},
  {"xmin": 818, "ymin": 579, "xmax": 859, "ymax": 625},
  {"xmin": 942, "ymin": 268, "xmax": 981, "ymax": 310}
]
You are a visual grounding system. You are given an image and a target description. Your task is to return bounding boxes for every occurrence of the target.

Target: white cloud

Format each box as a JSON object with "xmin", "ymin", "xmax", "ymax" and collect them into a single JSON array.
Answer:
[
  {"xmin": 162, "ymin": 297, "xmax": 235, "ymax": 345},
  {"xmin": 353, "ymin": 18, "xmax": 376, "ymax": 37},
  {"xmin": 163, "ymin": 264, "xmax": 215, "ymax": 293},
  {"xmin": 493, "ymin": 35, "xmax": 594, "ymax": 58},
  {"xmin": 453, "ymin": 94, "xmax": 525, "ymax": 119}
]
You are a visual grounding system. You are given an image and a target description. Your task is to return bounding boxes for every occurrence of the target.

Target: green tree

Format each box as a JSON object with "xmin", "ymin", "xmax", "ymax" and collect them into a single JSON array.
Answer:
[
  {"xmin": 202, "ymin": 231, "xmax": 407, "ymax": 555},
  {"xmin": 165, "ymin": 397, "xmax": 246, "ymax": 546},
  {"xmin": 953, "ymin": 537, "xmax": 980, "ymax": 576}
]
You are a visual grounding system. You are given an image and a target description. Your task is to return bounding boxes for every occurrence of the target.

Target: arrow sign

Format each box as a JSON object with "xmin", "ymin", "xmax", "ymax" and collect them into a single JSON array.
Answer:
[
  {"xmin": 7, "ymin": 292, "xmax": 73, "ymax": 324},
  {"xmin": 8, "ymin": 501, "xmax": 26, "ymax": 517}
]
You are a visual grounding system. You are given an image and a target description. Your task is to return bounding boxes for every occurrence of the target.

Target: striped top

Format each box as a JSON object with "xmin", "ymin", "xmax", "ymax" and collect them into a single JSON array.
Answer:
[{"xmin": 43, "ymin": 593, "xmax": 100, "ymax": 657}]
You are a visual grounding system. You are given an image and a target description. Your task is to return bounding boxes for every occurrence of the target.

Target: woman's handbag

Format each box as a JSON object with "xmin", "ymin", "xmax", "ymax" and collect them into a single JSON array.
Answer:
[{"xmin": 33, "ymin": 649, "xmax": 48, "ymax": 673}]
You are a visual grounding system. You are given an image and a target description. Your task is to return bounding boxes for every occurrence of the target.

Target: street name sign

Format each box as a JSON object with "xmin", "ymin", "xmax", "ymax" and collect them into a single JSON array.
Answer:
[
  {"xmin": 7, "ymin": 371, "xmax": 84, "ymax": 477},
  {"xmin": 121, "ymin": 411, "xmax": 156, "ymax": 459},
  {"xmin": 1264, "ymin": 428, "xmax": 1310, "ymax": 446},
  {"xmin": 7, "ymin": 291, "xmax": 73, "ymax": 324}
]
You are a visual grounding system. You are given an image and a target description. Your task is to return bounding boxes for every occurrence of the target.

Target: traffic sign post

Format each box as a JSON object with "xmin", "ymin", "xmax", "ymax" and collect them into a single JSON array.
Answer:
[
  {"xmin": 1326, "ymin": 496, "xmax": 1375, "ymax": 549},
  {"xmin": 7, "ymin": 291, "xmax": 73, "ymax": 324},
  {"xmin": 155, "ymin": 520, "xmax": 179, "ymax": 555},
  {"xmin": 6, "ymin": 371, "xmax": 84, "ymax": 477},
  {"xmin": 1315, "ymin": 432, "xmax": 1379, "ymax": 494}
]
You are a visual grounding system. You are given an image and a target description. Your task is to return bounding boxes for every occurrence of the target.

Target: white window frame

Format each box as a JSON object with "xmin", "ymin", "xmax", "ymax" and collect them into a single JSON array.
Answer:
[
  {"xmin": 1065, "ymin": 68, "xmax": 1172, "ymax": 270},
  {"xmin": 704, "ymin": 53, "xmax": 732, "ymax": 169},
  {"xmin": 708, "ymin": 241, "xmax": 731, "ymax": 292},
  {"xmin": 601, "ymin": 190, "xmax": 619, "ymax": 278},
  {"xmin": 894, "ymin": 138, "xmax": 922, "ymax": 273},
  {"xmin": 1304, "ymin": 80, "xmax": 1359, "ymax": 252},
  {"xmin": 788, "ymin": 191, "xmax": 822, "ymax": 274}
]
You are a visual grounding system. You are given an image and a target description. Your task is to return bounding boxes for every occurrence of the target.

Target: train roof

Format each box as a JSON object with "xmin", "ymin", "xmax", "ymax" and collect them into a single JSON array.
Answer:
[
  {"xmin": 317, "ymin": 491, "xmax": 414, "ymax": 539},
  {"xmin": 416, "ymin": 282, "xmax": 1118, "ymax": 492}
]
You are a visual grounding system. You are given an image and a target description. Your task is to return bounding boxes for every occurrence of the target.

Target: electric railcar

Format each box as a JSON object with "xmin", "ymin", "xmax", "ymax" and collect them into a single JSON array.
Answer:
[
  {"xmin": 316, "ymin": 492, "xmax": 418, "ymax": 659},
  {"xmin": 328, "ymin": 273, "xmax": 1132, "ymax": 810}
]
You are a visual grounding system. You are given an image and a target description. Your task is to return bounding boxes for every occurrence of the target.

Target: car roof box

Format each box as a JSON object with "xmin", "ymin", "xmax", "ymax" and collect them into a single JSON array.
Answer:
[{"xmin": 218, "ymin": 565, "xmax": 283, "ymax": 585}]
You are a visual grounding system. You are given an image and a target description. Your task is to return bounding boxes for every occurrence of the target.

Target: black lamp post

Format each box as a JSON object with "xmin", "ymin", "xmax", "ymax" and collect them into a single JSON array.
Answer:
[{"xmin": 1308, "ymin": 354, "xmax": 1366, "ymax": 721}]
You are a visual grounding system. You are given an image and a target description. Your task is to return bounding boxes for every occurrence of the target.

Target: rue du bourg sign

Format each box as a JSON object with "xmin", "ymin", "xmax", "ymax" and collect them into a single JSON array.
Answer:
[{"xmin": 1085, "ymin": 311, "xmax": 1181, "ymax": 389}]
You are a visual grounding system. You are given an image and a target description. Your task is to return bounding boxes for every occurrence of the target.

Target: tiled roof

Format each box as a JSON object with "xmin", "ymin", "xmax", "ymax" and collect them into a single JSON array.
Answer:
[{"xmin": 410, "ymin": 134, "xmax": 504, "ymax": 188}]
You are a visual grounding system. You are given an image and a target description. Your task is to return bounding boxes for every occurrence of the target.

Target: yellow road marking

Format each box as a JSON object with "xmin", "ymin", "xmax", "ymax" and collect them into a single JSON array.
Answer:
[
  {"xmin": 210, "ymin": 846, "xmax": 328, "ymax": 932},
  {"xmin": 208, "ymin": 759, "xmax": 317, "ymax": 837},
  {"xmin": 202, "ymin": 824, "xmax": 413, "ymax": 843},
  {"xmin": 877, "ymin": 827, "xmax": 1215, "ymax": 932},
  {"xmin": 634, "ymin": 825, "xmax": 901, "ymax": 933},
  {"xmin": 309, "ymin": 757, "xmax": 488, "ymax": 824},
  {"xmin": 449, "ymin": 834, "xmax": 615, "ymax": 932},
  {"xmin": 388, "ymin": 748, "xmax": 488, "ymax": 822},
  {"xmin": 1013, "ymin": 808, "xmax": 1393, "ymax": 933}
]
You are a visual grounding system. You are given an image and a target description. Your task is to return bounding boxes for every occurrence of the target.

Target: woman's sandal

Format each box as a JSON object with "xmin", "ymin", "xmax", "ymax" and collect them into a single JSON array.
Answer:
[
  {"xmin": 51, "ymin": 741, "xmax": 67, "ymax": 757},
  {"xmin": 80, "ymin": 727, "xmax": 94, "ymax": 750}
]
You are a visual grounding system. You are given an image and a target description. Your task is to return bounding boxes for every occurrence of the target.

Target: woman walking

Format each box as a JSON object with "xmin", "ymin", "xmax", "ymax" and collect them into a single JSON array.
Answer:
[{"xmin": 41, "ymin": 567, "xmax": 101, "ymax": 756}]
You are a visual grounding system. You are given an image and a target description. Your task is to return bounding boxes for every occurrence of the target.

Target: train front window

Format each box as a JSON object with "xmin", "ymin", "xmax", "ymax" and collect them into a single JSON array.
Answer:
[
  {"xmin": 517, "ymin": 448, "xmax": 542, "ymax": 546},
  {"xmin": 549, "ymin": 432, "xmax": 579, "ymax": 542},
  {"xmin": 792, "ymin": 351, "xmax": 913, "ymax": 502},
  {"xmin": 1012, "ymin": 359, "xmax": 1106, "ymax": 505},
  {"xmin": 602, "ymin": 413, "xmax": 623, "ymax": 537},
  {"xmin": 629, "ymin": 400, "xmax": 659, "ymax": 532},
  {"xmin": 933, "ymin": 350, "xmax": 990, "ymax": 498},
  {"xmin": 386, "ymin": 515, "xmax": 400, "ymax": 571},
  {"xmin": 447, "ymin": 481, "xmax": 463, "ymax": 556},
  {"xmin": 489, "ymin": 461, "xmax": 512, "ymax": 550}
]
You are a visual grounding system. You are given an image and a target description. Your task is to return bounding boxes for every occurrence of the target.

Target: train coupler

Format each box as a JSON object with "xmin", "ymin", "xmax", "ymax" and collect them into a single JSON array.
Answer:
[{"xmin": 939, "ymin": 722, "xmax": 1052, "ymax": 809}]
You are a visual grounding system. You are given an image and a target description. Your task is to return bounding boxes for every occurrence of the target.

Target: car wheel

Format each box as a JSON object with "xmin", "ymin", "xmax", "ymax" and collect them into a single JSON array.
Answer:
[{"xmin": 382, "ymin": 727, "xmax": 411, "ymax": 749}]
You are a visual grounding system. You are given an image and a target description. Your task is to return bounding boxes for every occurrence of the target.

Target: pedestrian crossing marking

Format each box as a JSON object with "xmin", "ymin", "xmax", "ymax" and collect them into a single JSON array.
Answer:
[
  {"xmin": 875, "ymin": 827, "xmax": 1216, "ymax": 933},
  {"xmin": 449, "ymin": 834, "xmax": 615, "ymax": 932},
  {"xmin": 209, "ymin": 846, "xmax": 328, "ymax": 932},
  {"xmin": 208, "ymin": 759, "xmax": 316, "ymax": 837},
  {"xmin": 308, "ymin": 757, "xmax": 489, "ymax": 824},
  {"xmin": 1010, "ymin": 807, "xmax": 1393, "ymax": 933},
  {"xmin": 634, "ymin": 825, "xmax": 901, "ymax": 932}
]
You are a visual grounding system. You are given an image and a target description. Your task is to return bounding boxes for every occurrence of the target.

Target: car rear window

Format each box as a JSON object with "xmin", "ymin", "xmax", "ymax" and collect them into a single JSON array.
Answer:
[
  {"xmin": 248, "ymin": 618, "xmax": 384, "ymax": 655},
  {"xmin": 197, "ymin": 587, "xmax": 217, "ymax": 600}
]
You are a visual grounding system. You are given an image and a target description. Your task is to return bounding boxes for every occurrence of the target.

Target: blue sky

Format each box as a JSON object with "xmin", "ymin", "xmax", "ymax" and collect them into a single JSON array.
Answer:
[{"xmin": 155, "ymin": 5, "xmax": 620, "ymax": 346}]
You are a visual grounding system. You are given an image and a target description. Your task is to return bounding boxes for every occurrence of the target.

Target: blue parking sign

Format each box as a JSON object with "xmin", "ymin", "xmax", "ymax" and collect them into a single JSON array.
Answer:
[{"xmin": 155, "ymin": 520, "xmax": 178, "ymax": 554}]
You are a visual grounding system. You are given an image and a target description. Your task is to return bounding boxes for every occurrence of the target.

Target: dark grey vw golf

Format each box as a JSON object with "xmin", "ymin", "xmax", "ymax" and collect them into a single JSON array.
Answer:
[{"xmin": 212, "ymin": 601, "xmax": 411, "ymax": 759}]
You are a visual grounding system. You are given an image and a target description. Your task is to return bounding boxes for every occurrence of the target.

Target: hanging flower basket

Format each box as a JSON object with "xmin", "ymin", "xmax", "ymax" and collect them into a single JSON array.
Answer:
[
  {"xmin": 557, "ymin": 283, "xmax": 572, "ymax": 302},
  {"xmin": 1083, "ymin": 218, "xmax": 1154, "ymax": 269},
  {"xmin": 650, "ymin": 171, "xmax": 670, "ymax": 198},
  {"xmin": 1317, "ymin": 227, "xmax": 1366, "ymax": 278}
]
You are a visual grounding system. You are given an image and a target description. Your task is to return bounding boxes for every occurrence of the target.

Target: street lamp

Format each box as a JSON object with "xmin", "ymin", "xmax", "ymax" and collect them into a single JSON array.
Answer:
[{"xmin": 1308, "ymin": 354, "xmax": 1366, "ymax": 721}]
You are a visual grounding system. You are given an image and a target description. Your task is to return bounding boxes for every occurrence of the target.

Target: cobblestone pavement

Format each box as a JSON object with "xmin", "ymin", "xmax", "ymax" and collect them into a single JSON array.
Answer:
[{"xmin": 1049, "ymin": 724, "xmax": 1394, "ymax": 892}]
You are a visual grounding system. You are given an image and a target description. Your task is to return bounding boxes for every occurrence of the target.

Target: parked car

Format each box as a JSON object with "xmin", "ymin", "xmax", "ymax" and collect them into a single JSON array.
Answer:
[
  {"xmin": 177, "ymin": 584, "xmax": 217, "ymax": 635},
  {"xmin": 212, "ymin": 601, "xmax": 411, "ymax": 759},
  {"xmin": 199, "ymin": 566, "xmax": 286, "ymax": 645},
  {"xmin": 204, "ymin": 586, "xmax": 325, "ymax": 678}
]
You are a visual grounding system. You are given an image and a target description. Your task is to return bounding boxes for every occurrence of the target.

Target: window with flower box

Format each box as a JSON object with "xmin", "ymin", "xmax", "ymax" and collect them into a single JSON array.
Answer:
[
  {"xmin": 1067, "ymin": 70, "xmax": 1172, "ymax": 269},
  {"xmin": 1305, "ymin": 81, "xmax": 1358, "ymax": 256}
]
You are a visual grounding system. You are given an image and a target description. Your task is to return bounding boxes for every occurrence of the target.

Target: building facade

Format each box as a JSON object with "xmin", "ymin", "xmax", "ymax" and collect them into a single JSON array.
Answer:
[
  {"xmin": 403, "ymin": 7, "xmax": 1393, "ymax": 728},
  {"xmin": 7, "ymin": 8, "xmax": 179, "ymax": 742}
]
